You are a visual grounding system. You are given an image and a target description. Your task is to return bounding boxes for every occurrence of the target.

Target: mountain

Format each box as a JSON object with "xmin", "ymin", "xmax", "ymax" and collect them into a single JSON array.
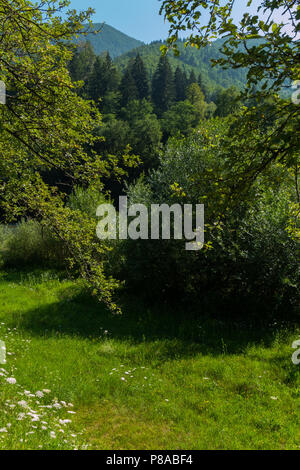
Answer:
[
  {"xmin": 74, "ymin": 23, "xmax": 144, "ymax": 59},
  {"xmin": 115, "ymin": 39, "xmax": 247, "ymax": 91},
  {"xmin": 75, "ymin": 24, "xmax": 248, "ymax": 91}
]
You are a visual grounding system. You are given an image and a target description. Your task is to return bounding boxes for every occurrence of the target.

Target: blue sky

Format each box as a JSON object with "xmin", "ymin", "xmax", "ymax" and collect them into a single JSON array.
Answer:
[
  {"xmin": 69, "ymin": 0, "xmax": 170, "ymax": 42},
  {"xmin": 68, "ymin": 1, "xmax": 291, "ymax": 43},
  {"xmin": 68, "ymin": 0, "xmax": 261, "ymax": 43}
]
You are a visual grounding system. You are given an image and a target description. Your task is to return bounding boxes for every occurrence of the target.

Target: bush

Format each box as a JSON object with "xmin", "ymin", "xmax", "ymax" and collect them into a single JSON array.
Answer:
[
  {"xmin": 0, "ymin": 219, "xmax": 64, "ymax": 268},
  {"xmin": 0, "ymin": 186, "xmax": 111, "ymax": 270},
  {"xmin": 110, "ymin": 120, "xmax": 299, "ymax": 320},
  {"xmin": 67, "ymin": 185, "xmax": 109, "ymax": 219}
]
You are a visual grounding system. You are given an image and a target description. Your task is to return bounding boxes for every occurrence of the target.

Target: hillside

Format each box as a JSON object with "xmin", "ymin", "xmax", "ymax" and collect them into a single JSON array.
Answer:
[
  {"xmin": 74, "ymin": 24, "xmax": 247, "ymax": 90},
  {"xmin": 115, "ymin": 39, "xmax": 247, "ymax": 91},
  {"xmin": 74, "ymin": 23, "xmax": 144, "ymax": 58}
]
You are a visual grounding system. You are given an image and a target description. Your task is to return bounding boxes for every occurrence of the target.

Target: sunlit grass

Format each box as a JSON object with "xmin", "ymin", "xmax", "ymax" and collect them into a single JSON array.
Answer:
[{"xmin": 0, "ymin": 269, "xmax": 299, "ymax": 450}]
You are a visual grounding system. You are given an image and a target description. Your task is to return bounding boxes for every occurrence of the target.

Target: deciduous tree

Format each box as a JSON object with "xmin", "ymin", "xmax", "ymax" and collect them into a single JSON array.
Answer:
[{"xmin": 0, "ymin": 0, "xmax": 127, "ymax": 311}]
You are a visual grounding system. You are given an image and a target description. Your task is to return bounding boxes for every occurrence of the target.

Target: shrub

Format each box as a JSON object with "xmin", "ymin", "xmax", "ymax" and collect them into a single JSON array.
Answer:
[
  {"xmin": 111, "ymin": 120, "xmax": 299, "ymax": 320},
  {"xmin": 0, "ymin": 219, "xmax": 64, "ymax": 268},
  {"xmin": 0, "ymin": 186, "xmax": 111, "ymax": 270},
  {"xmin": 67, "ymin": 185, "xmax": 110, "ymax": 219}
]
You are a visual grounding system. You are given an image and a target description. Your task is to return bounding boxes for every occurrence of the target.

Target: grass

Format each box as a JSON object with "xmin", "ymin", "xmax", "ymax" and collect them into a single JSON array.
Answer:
[{"xmin": 0, "ymin": 269, "xmax": 300, "ymax": 450}]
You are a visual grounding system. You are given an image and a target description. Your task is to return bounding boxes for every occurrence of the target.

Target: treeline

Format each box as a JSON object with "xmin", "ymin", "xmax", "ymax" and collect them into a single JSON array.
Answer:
[
  {"xmin": 68, "ymin": 43, "xmax": 241, "ymax": 172},
  {"xmin": 116, "ymin": 38, "xmax": 247, "ymax": 91}
]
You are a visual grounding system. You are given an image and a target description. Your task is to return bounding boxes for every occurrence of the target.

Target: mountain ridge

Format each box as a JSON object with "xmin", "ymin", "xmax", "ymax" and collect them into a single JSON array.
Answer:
[
  {"xmin": 75, "ymin": 24, "xmax": 247, "ymax": 91},
  {"xmin": 74, "ymin": 23, "xmax": 144, "ymax": 58}
]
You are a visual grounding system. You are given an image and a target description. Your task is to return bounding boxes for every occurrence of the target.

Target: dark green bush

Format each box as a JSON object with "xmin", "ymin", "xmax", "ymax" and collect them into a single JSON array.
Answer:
[{"xmin": 110, "ymin": 120, "xmax": 299, "ymax": 319}]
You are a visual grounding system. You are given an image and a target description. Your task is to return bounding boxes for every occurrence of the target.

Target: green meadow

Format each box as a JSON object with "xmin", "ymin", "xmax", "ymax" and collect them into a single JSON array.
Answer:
[{"xmin": 0, "ymin": 270, "xmax": 299, "ymax": 450}]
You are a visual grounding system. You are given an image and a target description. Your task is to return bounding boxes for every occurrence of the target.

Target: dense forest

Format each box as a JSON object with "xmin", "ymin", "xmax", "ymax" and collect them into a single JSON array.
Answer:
[{"xmin": 68, "ymin": 42, "xmax": 242, "ymax": 184}]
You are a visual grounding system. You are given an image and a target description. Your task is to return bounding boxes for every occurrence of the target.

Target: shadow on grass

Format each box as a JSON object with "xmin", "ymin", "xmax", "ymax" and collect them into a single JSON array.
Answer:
[
  {"xmin": 3, "ymin": 268, "xmax": 297, "ymax": 359},
  {"xmin": 7, "ymin": 294, "xmax": 287, "ymax": 360}
]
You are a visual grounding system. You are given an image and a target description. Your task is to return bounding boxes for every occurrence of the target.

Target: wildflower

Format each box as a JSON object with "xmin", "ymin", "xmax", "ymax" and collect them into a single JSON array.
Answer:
[
  {"xmin": 6, "ymin": 377, "xmax": 16, "ymax": 384},
  {"xmin": 31, "ymin": 416, "xmax": 40, "ymax": 422},
  {"xmin": 59, "ymin": 419, "xmax": 72, "ymax": 425},
  {"xmin": 18, "ymin": 400, "xmax": 28, "ymax": 408},
  {"xmin": 36, "ymin": 391, "xmax": 44, "ymax": 398}
]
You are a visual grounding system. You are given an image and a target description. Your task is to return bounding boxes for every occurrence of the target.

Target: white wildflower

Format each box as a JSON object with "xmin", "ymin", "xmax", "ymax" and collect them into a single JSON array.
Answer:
[
  {"xmin": 59, "ymin": 419, "xmax": 71, "ymax": 425},
  {"xmin": 6, "ymin": 377, "xmax": 16, "ymax": 384},
  {"xmin": 18, "ymin": 400, "xmax": 28, "ymax": 408}
]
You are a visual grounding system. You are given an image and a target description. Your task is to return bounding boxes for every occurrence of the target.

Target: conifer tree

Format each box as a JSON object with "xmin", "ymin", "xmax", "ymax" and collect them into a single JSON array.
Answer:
[
  {"xmin": 119, "ymin": 67, "xmax": 139, "ymax": 107},
  {"xmin": 174, "ymin": 67, "xmax": 187, "ymax": 102},
  {"xmin": 188, "ymin": 70, "xmax": 197, "ymax": 86},
  {"xmin": 87, "ymin": 52, "xmax": 119, "ymax": 103},
  {"xmin": 198, "ymin": 72, "xmax": 203, "ymax": 92},
  {"xmin": 87, "ymin": 56, "xmax": 106, "ymax": 102},
  {"xmin": 131, "ymin": 54, "xmax": 149, "ymax": 100},
  {"xmin": 151, "ymin": 55, "xmax": 175, "ymax": 116},
  {"xmin": 69, "ymin": 41, "xmax": 96, "ymax": 83}
]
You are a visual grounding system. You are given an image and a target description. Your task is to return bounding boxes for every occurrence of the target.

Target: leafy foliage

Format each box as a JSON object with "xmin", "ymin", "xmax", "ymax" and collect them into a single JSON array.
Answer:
[
  {"xmin": 116, "ymin": 122, "xmax": 299, "ymax": 317},
  {"xmin": 160, "ymin": 0, "xmax": 300, "ymax": 238},
  {"xmin": 0, "ymin": 0, "xmax": 126, "ymax": 311}
]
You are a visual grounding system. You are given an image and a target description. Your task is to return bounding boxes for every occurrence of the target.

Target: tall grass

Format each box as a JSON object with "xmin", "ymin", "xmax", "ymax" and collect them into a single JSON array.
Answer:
[{"xmin": 0, "ymin": 220, "xmax": 64, "ymax": 269}]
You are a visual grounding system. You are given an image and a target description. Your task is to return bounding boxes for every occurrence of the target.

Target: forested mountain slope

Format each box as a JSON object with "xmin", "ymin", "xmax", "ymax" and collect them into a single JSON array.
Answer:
[
  {"xmin": 115, "ymin": 39, "xmax": 247, "ymax": 90},
  {"xmin": 74, "ymin": 23, "xmax": 144, "ymax": 58}
]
